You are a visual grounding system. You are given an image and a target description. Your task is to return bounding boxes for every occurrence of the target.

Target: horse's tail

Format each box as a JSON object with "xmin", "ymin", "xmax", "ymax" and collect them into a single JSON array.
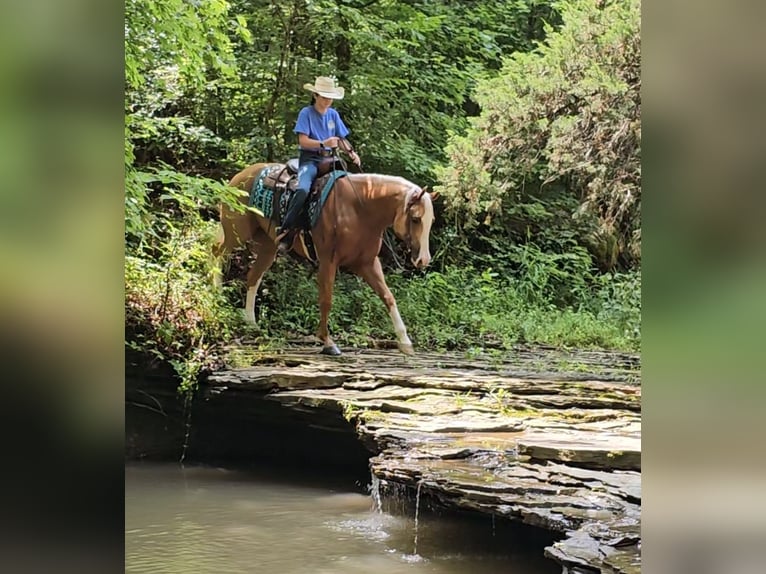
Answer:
[
  {"xmin": 211, "ymin": 218, "xmax": 226, "ymax": 257},
  {"xmin": 209, "ymin": 220, "xmax": 226, "ymax": 289}
]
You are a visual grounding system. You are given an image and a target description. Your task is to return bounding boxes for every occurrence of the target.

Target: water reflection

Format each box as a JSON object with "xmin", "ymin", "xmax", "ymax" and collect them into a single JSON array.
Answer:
[{"xmin": 126, "ymin": 463, "xmax": 559, "ymax": 574}]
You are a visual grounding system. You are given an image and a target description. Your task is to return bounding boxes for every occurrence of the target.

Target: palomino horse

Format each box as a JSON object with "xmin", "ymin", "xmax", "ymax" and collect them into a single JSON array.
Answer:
[{"xmin": 212, "ymin": 162, "xmax": 435, "ymax": 355}]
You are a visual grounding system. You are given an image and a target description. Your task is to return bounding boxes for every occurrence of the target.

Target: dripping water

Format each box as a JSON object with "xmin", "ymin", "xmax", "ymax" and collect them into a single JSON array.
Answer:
[
  {"xmin": 370, "ymin": 473, "xmax": 383, "ymax": 513},
  {"xmin": 413, "ymin": 480, "xmax": 424, "ymax": 555}
]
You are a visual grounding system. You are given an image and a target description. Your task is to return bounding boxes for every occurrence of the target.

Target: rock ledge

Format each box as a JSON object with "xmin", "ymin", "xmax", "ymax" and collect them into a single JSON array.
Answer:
[{"xmin": 207, "ymin": 345, "xmax": 641, "ymax": 573}]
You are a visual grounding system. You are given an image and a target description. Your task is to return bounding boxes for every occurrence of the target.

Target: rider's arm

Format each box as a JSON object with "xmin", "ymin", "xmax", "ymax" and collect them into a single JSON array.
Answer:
[{"xmin": 298, "ymin": 133, "xmax": 325, "ymax": 150}]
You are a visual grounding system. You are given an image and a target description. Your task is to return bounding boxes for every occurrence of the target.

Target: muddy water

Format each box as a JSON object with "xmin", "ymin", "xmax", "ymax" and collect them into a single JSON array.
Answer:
[{"xmin": 126, "ymin": 463, "xmax": 559, "ymax": 574}]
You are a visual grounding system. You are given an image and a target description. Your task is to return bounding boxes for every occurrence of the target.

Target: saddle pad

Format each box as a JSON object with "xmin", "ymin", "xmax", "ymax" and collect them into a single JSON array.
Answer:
[
  {"xmin": 249, "ymin": 165, "xmax": 348, "ymax": 230},
  {"xmin": 307, "ymin": 170, "xmax": 348, "ymax": 228},
  {"xmin": 248, "ymin": 164, "xmax": 283, "ymax": 222}
]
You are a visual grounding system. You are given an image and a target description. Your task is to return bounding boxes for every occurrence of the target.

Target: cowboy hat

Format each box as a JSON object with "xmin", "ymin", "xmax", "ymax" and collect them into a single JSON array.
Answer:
[{"xmin": 303, "ymin": 76, "xmax": 345, "ymax": 100}]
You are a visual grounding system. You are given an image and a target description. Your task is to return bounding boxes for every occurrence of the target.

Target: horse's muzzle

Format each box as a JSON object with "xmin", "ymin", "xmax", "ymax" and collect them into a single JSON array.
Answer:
[
  {"xmin": 412, "ymin": 254, "xmax": 431, "ymax": 268},
  {"xmin": 405, "ymin": 233, "xmax": 431, "ymax": 268}
]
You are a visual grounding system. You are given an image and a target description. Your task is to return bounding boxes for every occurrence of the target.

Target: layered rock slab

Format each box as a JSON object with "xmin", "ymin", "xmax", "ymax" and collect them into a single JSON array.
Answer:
[{"xmin": 207, "ymin": 346, "xmax": 641, "ymax": 573}]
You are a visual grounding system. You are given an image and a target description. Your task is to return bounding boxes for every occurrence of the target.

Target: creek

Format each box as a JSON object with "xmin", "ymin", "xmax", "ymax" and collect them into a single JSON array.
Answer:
[{"xmin": 126, "ymin": 462, "xmax": 560, "ymax": 574}]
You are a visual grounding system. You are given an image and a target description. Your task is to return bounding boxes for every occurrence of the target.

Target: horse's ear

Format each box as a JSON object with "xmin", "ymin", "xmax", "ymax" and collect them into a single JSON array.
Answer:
[
  {"xmin": 429, "ymin": 191, "xmax": 440, "ymax": 201},
  {"xmin": 416, "ymin": 187, "xmax": 427, "ymax": 200}
]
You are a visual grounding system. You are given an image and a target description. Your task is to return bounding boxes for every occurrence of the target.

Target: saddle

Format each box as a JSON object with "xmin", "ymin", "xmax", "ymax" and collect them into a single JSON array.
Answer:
[
  {"xmin": 263, "ymin": 157, "xmax": 340, "ymax": 200},
  {"xmin": 249, "ymin": 157, "xmax": 346, "ymax": 262},
  {"xmin": 261, "ymin": 158, "xmax": 298, "ymax": 199}
]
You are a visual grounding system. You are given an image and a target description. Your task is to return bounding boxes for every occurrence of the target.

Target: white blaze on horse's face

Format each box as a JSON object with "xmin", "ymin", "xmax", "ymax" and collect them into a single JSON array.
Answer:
[{"xmin": 408, "ymin": 188, "xmax": 435, "ymax": 269}]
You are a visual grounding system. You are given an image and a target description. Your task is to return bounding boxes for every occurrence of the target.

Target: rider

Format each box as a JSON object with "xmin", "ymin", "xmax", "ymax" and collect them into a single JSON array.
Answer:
[{"xmin": 278, "ymin": 76, "xmax": 361, "ymax": 249}]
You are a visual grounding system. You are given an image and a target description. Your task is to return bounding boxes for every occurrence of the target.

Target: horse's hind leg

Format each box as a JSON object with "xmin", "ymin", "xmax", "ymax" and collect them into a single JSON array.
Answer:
[
  {"xmin": 243, "ymin": 227, "xmax": 278, "ymax": 324},
  {"xmin": 316, "ymin": 260, "xmax": 341, "ymax": 355},
  {"xmin": 354, "ymin": 257, "xmax": 414, "ymax": 355}
]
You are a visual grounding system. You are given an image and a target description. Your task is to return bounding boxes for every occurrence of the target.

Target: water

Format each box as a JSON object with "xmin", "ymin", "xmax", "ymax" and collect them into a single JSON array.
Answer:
[
  {"xmin": 414, "ymin": 480, "xmax": 423, "ymax": 555},
  {"xmin": 126, "ymin": 463, "xmax": 560, "ymax": 574},
  {"xmin": 370, "ymin": 472, "xmax": 383, "ymax": 513}
]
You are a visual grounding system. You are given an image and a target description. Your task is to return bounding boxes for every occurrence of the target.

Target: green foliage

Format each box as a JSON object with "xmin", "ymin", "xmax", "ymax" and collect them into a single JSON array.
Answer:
[
  {"xmin": 126, "ymin": 166, "xmax": 245, "ymax": 240},
  {"xmin": 125, "ymin": 0, "xmax": 248, "ymax": 183},
  {"xmin": 124, "ymin": 0, "xmax": 641, "ymax": 392},
  {"xmin": 232, "ymin": 264, "xmax": 640, "ymax": 352},
  {"xmin": 135, "ymin": 0, "xmax": 557, "ymax": 184},
  {"xmin": 588, "ymin": 270, "xmax": 642, "ymax": 343},
  {"xmin": 254, "ymin": 263, "xmax": 321, "ymax": 337},
  {"xmin": 125, "ymin": 164, "xmax": 248, "ymax": 392},
  {"xmin": 437, "ymin": 0, "xmax": 641, "ymax": 270},
  {"xmin": 125, "ymin": 0, "xmax": 247, "ymax": 91},
  {"xmin": 124, "ymin": 0, "xmax": 252, "ymax": 392},
  {"xmin": 125, "ymin": 222, "xmax": 242, "ymax": 393}
]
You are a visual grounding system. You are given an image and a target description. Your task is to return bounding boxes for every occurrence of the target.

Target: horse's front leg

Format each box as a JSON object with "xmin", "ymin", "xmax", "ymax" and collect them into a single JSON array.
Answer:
[
  {"xmin": 317, "ymin": 260, "xmax": 341, "ymax": 355},
  {"xmin": 355, "ymin": 257, "xmax": 414, "ymax": 355}
]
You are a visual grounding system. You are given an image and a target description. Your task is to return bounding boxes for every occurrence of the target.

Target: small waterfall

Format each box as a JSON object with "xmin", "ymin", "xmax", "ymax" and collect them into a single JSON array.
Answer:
[
  {"xmin": 369, "ymin": 473, "xmax": 383, "ymax": 513},
  {"xmin": 413, "ymin": 480, "xmax": 424, "ymax": 555}
]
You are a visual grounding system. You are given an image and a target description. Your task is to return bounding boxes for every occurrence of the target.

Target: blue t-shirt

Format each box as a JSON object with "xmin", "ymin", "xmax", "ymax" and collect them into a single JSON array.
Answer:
[{"xmin": 293, "ymin": 105, "xmax": 349, "ymax": 151}]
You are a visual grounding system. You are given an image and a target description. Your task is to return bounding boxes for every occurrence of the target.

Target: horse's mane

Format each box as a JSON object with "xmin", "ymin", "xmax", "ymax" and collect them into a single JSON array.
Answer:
[
  {"xmin": 347, "ymin": 173, "xmax": 422, "ymax": 201},
  {"xmin": 348, "ymin": 173, "xmax": 413, "ymax": 185}
]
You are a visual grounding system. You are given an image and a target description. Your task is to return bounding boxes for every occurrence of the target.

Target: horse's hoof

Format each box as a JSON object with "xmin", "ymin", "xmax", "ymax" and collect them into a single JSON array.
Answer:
[
  {"xmin": 320, "ymin": 344, "xmax": 342, "ymax": 356},
  {"xmin": 398, "ymin": 343, "xmax": 415, "ymax": 356}
]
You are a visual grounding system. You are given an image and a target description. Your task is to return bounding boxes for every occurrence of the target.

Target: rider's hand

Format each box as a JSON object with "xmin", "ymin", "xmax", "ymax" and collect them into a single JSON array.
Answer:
[
  {"xmin": 323, "ymin": 137, "xmax": 340, "ymax": 148},
  {"xmin": 349, "ymin": 150, "xmax": 361, "ymax": 167}
]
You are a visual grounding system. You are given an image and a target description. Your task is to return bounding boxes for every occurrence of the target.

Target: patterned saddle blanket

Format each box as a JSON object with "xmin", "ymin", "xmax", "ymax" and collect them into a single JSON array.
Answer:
[{"xmin": 248, "ymin": 160, "xmax": 348, "ymax": 230}]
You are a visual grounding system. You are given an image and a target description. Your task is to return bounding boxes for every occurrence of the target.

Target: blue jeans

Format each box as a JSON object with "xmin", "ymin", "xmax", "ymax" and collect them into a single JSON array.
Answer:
[{"xmin": 283, "ymin": 154, "xmax": 320, "ymax": 230}]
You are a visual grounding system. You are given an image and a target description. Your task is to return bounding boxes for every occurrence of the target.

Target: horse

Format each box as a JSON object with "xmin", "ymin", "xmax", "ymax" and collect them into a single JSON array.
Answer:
[{"xmin": 212, "ymin": 161, "xmax": 436, "ymax": 356}]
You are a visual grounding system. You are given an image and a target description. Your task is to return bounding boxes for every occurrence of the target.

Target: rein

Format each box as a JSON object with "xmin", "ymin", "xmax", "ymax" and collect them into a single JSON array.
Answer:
[
  {"xmin": 332, "ymin": 145, "xmax": 426, "ymax": 265},
  {"xmin": 385, "ymin": 186, "xmax": 425, "ymax": 269},
  {"xmin": 334, "ymin": 144, "xmax": 364, "ymax": 208}
]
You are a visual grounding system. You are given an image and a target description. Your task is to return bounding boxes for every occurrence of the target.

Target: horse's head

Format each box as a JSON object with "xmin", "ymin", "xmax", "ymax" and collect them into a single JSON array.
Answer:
[{"xmin": 393, "ymin": 186, "xmax": 436, "ymax": 269}]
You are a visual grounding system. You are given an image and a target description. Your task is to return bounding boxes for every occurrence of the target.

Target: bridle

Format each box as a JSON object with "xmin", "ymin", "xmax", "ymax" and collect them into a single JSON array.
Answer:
[{"xmin": 403, "ymin": 187, "xmax": 428, "ymax": 245}]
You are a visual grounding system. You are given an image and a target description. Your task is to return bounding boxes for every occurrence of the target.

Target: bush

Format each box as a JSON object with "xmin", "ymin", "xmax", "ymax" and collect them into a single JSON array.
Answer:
[
  {"xmin": 436, "ymin": 0, "xmax": 641, "ymax": 270},
  {"xmin": 231, "ymin": 263, "xmax": 640, "ymax": 352},
  {"xmin": 126, "ymin": 220, "xmax": 241, "ymax": 392}
]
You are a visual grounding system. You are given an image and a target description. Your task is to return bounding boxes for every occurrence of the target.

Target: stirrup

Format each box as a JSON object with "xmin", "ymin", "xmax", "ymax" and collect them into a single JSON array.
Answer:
[
  {"xmin": 276, "ymin": 228, "xmax": 291, "ymax": 243},
  {"xmin": 276, "ymin": 227, "xmax": 296, "ymax": 255}
]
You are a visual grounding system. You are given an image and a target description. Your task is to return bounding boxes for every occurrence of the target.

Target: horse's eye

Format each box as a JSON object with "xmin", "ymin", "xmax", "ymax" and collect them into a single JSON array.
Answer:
[{"xmin": 411, "ymin": 217, "xmax": 421, "ymax": 224}]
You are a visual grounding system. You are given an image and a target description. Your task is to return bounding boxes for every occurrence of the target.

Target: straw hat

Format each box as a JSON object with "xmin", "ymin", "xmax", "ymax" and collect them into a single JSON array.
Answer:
[{"xmin": 303, "ymin": 76, "xmax": 345, "ymax": 100}]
